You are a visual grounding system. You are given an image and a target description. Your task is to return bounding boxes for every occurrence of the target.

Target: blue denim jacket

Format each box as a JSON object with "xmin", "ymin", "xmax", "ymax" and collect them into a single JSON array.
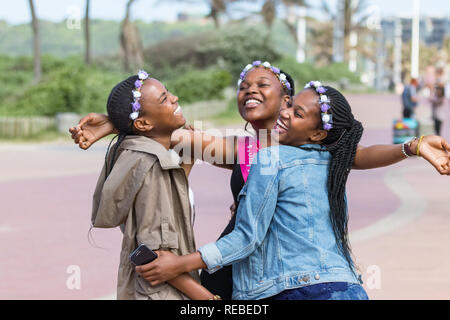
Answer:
[{"xmin": 199, "ymin": 145, "xmax": 360, "ymax": 300}]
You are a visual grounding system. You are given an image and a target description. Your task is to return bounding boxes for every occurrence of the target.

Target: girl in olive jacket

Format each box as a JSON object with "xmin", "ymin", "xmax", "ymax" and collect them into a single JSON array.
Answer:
[{"xmin": 91, "ymin": 71, "xmax": 215, "ymax": 300}]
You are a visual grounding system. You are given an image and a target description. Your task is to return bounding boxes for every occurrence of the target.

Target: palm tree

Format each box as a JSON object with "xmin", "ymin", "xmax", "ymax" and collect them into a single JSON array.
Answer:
[
  {"xmin": 28, "ymin": 0, "xmax": 41, "ymax": 83},
  {"xmin": 255, "ymin": 0, "xmax": 309, "ymax": 44},
  {"xmin": 308, "ymin": 20, "xmax": 334, "ymax": 65},
  {"xmin": 261, "ymin": 0, "xmax": 276, "ymax": 30},
  {"xmin": 280, "ymin": 0, "xmax": 308, "ymax": 45},
  {"xmin": 322, "ymin": 0, "xmax": 372, "ymax": 62},
  {"xmin": 84, "ymin": 0, "xmax": 91, "ymax": 65},
  {"xmin": 208, "ymin": 0, "xmax": 227, "ymax": 28},
  {"xmin": 120, "ymin": 0, "xmax": 144, "ymax": 72},
  {"xmin": 167, "ymin": 0, "xmax": 233, "ymax": 28}
]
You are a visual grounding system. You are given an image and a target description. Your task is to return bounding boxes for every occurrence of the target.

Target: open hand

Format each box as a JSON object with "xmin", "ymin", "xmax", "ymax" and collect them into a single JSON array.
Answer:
[
  {"xmin": 416, "ymin": 135, "xmax": 450, "ymax": 175},
  {"xmin": 69, "ymin": 113, "xmax": 116, "ymax": 150}
]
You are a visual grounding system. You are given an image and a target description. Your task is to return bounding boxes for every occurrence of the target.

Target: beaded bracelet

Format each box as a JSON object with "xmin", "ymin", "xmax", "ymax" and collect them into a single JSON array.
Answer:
[
  {"xmin": 402, "ymin": 143, "xmax": 410, "ymax": 158},
  {"xmin": 402, "ymin": 137, "xmax": 417, "ymax": 158}
]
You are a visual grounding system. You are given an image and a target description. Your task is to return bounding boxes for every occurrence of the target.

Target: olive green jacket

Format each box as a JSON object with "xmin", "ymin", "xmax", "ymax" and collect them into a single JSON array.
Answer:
[{"xmin": 92, "ymin": 135, "xmax": 198, "ymax": 300}]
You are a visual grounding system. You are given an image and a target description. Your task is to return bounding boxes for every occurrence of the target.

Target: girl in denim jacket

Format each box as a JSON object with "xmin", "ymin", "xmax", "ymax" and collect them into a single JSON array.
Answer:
[{"xmin": 136, "ymin": 82, "xmax": 373, "ymax": 300}]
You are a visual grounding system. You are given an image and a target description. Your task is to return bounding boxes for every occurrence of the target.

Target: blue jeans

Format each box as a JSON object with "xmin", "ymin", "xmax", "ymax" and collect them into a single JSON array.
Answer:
[{"xmin": 268, "ymin": 282, "xmax": 369, "ymax": 300}]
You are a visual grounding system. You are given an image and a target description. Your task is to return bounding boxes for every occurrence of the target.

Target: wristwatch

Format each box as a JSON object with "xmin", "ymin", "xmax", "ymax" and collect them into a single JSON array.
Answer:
[{"xmin": 402, "ymin": 137, "xmax": 417, "ymax": 158}]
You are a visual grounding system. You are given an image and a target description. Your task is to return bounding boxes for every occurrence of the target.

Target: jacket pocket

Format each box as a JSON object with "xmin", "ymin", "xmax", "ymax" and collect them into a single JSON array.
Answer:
[
  {"xmin": 138, "ymin": 229, "xmax": 179, "ymax": 251},
  {"xmin": 135, "ymin": 274, "xmax": 181, "ymax": 300}
]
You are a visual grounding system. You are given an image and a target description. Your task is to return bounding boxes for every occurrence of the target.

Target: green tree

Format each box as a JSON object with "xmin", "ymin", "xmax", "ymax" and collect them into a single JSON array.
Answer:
[
  {"xmin": 120, "ymin": 0, "xmax": 144, "ymax": 72},
  {"xmin": 28, "ymin": 0, "xmax": 41, "ymax": 83},
  {"xmin": 321, "ymin": 0, "xmax": 372, "ymax": 63},
  {"xmin": 84, "ymin": 0, "xmax": 91, "ymax": 64},
  {"xmin": 168, "ymin": 0, "xmax": 237, "ymax": 28},
  {"xmin": 280, "ymin": 0, "xmax": 309, "ymax": 45}
]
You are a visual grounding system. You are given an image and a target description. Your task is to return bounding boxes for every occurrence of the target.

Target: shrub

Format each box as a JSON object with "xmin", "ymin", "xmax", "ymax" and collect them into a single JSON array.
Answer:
[
  {"xmin": 273, "ymin": 56, "xmax": 316, "ymax": 91},
  {"xmin": 0, "ymin": 54, "xmax": 232, "ymax": 116},
  {"xmin": 0, "ymin": 57, "xmax": 126, "ymax": 116},
  {"xmin": 273, "ymin": 56, "xmax": 361, "ymax": 93},
  {"xmin": 166, "ymin": 68, "xmax": 232, "ymax": 104},
  {"xmin": 145, "ymin": 25, "xmax": 281, "ymax": 82},
  {"xmin": 317, "ymin": 62, "xmax": 361, "ymax": 84}
]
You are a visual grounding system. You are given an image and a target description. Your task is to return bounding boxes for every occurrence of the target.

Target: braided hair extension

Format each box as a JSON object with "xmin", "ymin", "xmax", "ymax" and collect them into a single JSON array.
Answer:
[
  {"xmin": 89, "ymin": 75, "xmax": 142, "ymax": 247},
  {"xmin": 104, "ymin": 75, "xmax": 140, "ymax": 179},
  {"xmin": 300, "ymin": 86, "xmax": 364, "ymax": 274}
]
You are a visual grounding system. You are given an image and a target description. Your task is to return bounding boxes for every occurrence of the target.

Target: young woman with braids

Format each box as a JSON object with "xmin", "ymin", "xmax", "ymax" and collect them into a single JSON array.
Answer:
[
  {"xmin": 134, "ymin": 82, "xmax": 371, "ymax": 300},
  {"xmin": 70, "ymin": 62, "xmax": 450, "ymax": 300},
  {"xmin": 90, "ymin": 71, "xmax": 218, "ymax": 300}
]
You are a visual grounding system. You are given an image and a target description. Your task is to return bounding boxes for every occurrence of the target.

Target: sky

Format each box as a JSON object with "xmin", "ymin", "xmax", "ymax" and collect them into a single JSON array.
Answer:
[{"xmin": 0, "ymin": 0, "xmax": 448, "ymax": 25}]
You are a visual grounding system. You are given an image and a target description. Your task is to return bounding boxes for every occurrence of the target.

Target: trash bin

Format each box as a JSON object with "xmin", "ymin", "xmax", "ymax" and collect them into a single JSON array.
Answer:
[{"xmin": 393, "ymin": 118, "xmax": 419, "ymax": 144}]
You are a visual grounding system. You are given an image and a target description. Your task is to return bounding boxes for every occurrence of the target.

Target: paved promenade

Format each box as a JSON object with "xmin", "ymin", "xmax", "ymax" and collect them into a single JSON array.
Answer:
[{"xmin": 0, "ymin": 94, "xmax": 449, "ymax": 299}]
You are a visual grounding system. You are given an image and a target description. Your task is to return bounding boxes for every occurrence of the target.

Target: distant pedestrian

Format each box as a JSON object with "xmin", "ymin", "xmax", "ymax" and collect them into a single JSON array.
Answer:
[
  {"xmin": 402, "ymin": 78, "xmax": 419, "ymax": 119},
  {"xmin": 430, "ymin": 83, "xmax": 446, "ymax": 135}
]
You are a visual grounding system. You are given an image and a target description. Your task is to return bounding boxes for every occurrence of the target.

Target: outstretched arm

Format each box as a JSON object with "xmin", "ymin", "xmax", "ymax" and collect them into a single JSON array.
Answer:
[
  {"xmin": 70, "ymin": 113, "xmax": 239, "ymax": 169},
  {"xmin": 171, "ymin": 128, "xmax": 238, "ymax": 170},
  {"xmin": 353, "ymin": 135, "xmax": 450, "ymax": 175}
]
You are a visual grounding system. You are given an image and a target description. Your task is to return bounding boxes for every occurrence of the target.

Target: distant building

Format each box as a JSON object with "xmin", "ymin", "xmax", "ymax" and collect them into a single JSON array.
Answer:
[
  {"xmin": 381, "ymin": 16, "xmax": 450, "ymax": 48},
  {"xmin": 176, "ymin": 12, "xmax": 209, "ymax": 25}
]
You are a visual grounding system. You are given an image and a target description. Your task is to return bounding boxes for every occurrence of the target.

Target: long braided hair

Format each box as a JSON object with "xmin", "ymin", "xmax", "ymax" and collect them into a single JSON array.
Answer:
[
  {"xmin": 89, "ymin": 75, "xmax": 140, "ymax": 247},
  {"xmin": 301, "ymin": 86, "xmax": 364, "ymax": 273},
  {"xmin": 104, "ymin": 75, "xmax": 141, "ymax": 178}
]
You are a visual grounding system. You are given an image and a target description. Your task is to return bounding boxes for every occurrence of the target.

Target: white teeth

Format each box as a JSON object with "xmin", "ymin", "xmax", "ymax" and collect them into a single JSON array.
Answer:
[
  {"xmin": 174, "ymin": 106, "xmax": 181, "ymax": 114},
  {"xmin": 245, "ymin": 99, "xmax": 261, "ymax": 105},
  {"xmin": 277, "ymin": 119, "xmax": 288, "ymax": 130}
]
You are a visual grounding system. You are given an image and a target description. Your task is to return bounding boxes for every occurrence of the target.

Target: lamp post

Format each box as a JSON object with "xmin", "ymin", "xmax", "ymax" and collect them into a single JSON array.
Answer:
[
  {"xmin": 348, "ymin": 0, "xmax": 359, "ymax": 72},
  {"xmin": 393, "ymin": 18, "xmax": 403, "ymax": 86},
  {"xmin": 296, "ymin": 5, "xmax": 307, "ymax": 63},
  {"xmin": 333, "ymin": 0, "xmax": 345, "ymax": 63},
  {"xmin": 411, "ymin": 0, "xmax": 420, "ymax": 79}
]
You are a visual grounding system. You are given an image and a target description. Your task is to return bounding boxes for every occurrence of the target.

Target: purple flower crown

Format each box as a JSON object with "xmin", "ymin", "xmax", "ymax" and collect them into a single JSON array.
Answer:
[
  {"xmin": 237, "ymin": 61, "xmax": 292, "ymax": 94},
  {"xmin": 304, "ymin": 81, "xmax": 333, "ymax": 131},
  {"xmin": 129, "ymin": 70, "xmax": 149, "ymax": 121}
]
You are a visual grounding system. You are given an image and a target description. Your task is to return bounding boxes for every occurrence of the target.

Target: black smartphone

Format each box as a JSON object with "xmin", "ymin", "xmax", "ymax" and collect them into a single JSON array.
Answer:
[{"xmin": 129, "ymin": 244, "xmax": 158, "ymax": 266}]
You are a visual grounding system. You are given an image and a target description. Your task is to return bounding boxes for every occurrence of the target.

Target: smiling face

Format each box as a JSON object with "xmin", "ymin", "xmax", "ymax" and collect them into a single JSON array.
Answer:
[
  {"xmin": 237, "ymin": 67, "xmax": 290, "ymax": 130},
  {"xmin": 274, "ymin": 88, "xmax": 328, "ymax": 146},
  {"xmin": 134, "ymin": 78, "xmax": 185, "ymax": 135}
]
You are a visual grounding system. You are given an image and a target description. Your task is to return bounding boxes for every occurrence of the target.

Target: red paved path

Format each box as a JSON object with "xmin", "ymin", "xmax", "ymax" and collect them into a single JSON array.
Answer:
[{"xmin": 0, "ymin": 94, "xmax": 449, "ymax": 299}]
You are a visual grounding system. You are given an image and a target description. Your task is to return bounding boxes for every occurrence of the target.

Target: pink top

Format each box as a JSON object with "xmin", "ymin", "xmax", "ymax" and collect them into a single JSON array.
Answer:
[{"xmin": 237, "ymin": 136, "xmax": 260, "ymax": 182}]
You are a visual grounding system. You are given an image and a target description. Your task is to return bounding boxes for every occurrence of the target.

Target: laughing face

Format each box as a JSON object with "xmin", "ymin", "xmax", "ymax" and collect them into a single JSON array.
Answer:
[
  {"xmin": 237, "ymin": 67, "xmax": 290, "ymax": 130},
  {"xmin": 274, "ymin": 88, "xmax": 328, "ymax": 146},
  {"xmin": 134, "ymin": 78, "xmax": 186, "ymax": 135}
]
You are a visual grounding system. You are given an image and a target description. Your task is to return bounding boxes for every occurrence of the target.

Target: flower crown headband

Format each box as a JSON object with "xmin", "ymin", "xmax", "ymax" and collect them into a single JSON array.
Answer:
[
  {"xmin": 130, "ymin": 70, "xmax": 149, "ymax": 121},
  {"xmin": 237, "ymin": 61, "xmax": 292, "ymax": 94},
  {"xmin": 304, "ymin": 81, "xmax": 333, "ymax": 131}
]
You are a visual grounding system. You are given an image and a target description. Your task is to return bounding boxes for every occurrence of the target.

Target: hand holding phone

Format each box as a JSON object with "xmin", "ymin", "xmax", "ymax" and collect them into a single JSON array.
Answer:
[{"xmin": 129, "ymin": 244, "xmax": 158, "ymax": 266}]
